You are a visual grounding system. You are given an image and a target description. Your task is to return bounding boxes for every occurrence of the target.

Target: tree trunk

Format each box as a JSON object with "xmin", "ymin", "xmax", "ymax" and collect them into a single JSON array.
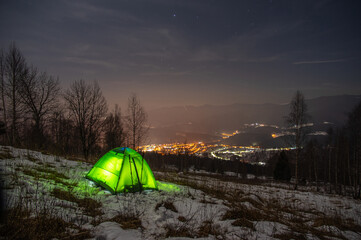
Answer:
[
  {"xmin": 328, "ymin": 148, "xmax": 332, "ymax": 194},
  {"xmin": 0, "ymin": 69, "xmax": 9, "ymax": 143},
  {"xmin": 294, "ymin": 149, "xmax": 299, "ymax": 190},
  {"xmin": 347, "ymin": 146, "xmax": 352, "ymax": 187},
  {"xmin": 314, "ymin": 152, "xmax": 319, "ymax": 192},
  {"xmin": 11, "ymin": 80, "xmax": 16, "ymax": 146},
  {"xmin": 354, "ymin": 149, "xmax": 358, "ymax": 198},
  {"xmin": 335, "ymin": 142, "xmax": 338, "ymax": 194}
]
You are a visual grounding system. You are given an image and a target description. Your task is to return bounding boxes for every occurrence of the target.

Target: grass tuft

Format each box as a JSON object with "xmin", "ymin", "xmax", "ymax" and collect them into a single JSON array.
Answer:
[
  {"xmin": 231, "ymin": 218, "xmax": 254, "ymax": 229},
  {"xmin": 178, "ymin": 216, "xmax": 186, "ymax": 222},
  {"xmin": 51, "ymin": 188, "xmax": 102, "ymax": 217},
  {"xmin": 0, "ymin": 197, "xmax": 91, "ymax": 240},
  {"xmin": 155, "ymin": 199, "xmax": 178, "ymax": 213},
  {"xmin": 222, "ymin": 205, "xmax": 264, "ymax": 222},
  {"xmin": 164, "ymin": 223, "xmax": 194, "ymax": 238},
  {"xmin": 34, "ymin": 166, "xmax": 69, "ymax": 179},
  {"xmin": 111, "ymin": 215, "xmax": 142, "ymax": 229},
  {"xmin": 197, "ymin": 220, "xmax": 225, "ymax": 238},
  {"xmin": 26, "ymin": 154, "xmax": 41, "ymax": 164},
  {"xmin": 22, "ymin": 167, "xmax": 76, "ymax": 188},
  {"xmin": 0, "ymin": 150, "xmax": 14, "ymax": 159},
  {"xmin": 313, "ymin": 216, "xmax": 361, "ymax": 233}
]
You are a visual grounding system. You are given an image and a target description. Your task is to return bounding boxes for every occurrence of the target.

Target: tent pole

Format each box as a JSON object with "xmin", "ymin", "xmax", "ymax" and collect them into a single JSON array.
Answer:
[
  {"xmin": 132, "ymin": 157, "xmax": 143, "ymax": 192},
  {"xmin": 140, "ymin": 152, "xmax": 144, "ymax": 183},
  {"xmin": 115, "ymin": 152, "xmax": 125, "ymax": 194},
  {"xmin": 129, "ymin": 154, "xmax": 134, "ymax": 190}
]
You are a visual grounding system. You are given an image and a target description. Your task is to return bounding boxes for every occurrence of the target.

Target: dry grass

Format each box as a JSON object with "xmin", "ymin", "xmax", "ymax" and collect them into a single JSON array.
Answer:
[
  {"xmin": 22, "ymin": 167, "xmax": 77, "ymax": 188},
  {"xmin": 232, "ymin": 218, "xmax": 254, "ymax": 229},
  {"xmin": 26, "ymin": 154, "xmax": 41, "ymax": 164},
  {"xmin": 111, "ymin": 214, "xmax": 142, "ymax": 229},
  {"xmin": 155, "ymin": 199, "xmax": 178, "ymax": 213},
  {"xmin": 222, "ymin": 205, "xmax": 265, "ymax": 222},
  {"xmin": 51, "ymin": 188, "xmax": 102, "ymax": 217},
  {"xmin": 164, "ymin": 219, "xmax": 226, "ymax": 239},
  {"xmin": 274, "ymin": 232, "xmax": 307, "ymax": 240},
  {"xmin": 0, "ymin": 207, "xmax": 74, "ymax": 239},
  {"xmin": 178, "ymin": 216, "xmax": 186, "ymax": 222},
  {"xmin": 0, "ymin": 194, "xmax": 91, "ymax": 240},
  {"xmin": 156, "ymin": 172, "xmax": 228, "ymax": 200},
  {"xmin": 197, "ymin": 220, "xmax": 226, "ymax": 238},
  {"xmin": 164, "ymin": 223, "xmax": 194, "ymax": 238},
  {"xmin": 34, "ymin": 166, "xmax": 69, "ymax": 179},
  {"xmin": 0, "ymin": 149, "xmax": 14, "ymax": 159},
  {"xmin": 158, "ymin": 172, "xmax": 361, "ymax": 239},
  {"xmin": 313, "ymin": 216, "xmax": 361, "ymax": 233}
]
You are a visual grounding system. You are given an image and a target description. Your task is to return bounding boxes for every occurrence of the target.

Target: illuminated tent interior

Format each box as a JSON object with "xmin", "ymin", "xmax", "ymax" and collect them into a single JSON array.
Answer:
[{"xmin": 86, "ymin": 147, "xmax": 158, "ymax": 193}]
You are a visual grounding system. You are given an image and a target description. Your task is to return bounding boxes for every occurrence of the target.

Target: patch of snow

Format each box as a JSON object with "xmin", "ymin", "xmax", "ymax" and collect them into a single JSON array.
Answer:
[
  {"xmin": 341, "ymin": 230, "xmax": 361, "ymax": 240},
  {"xmin": 94, "ymin": 221, "xmax": 142, "ymax": 240},
  {"xmin": 254, "ymin": 221, "xmax": 289, "ymax": 236}
]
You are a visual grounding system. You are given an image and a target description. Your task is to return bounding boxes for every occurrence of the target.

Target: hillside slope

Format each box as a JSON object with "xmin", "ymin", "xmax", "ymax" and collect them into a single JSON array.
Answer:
[{"xmin": 1, "ymin": 146, "xmax": 360, "ymax": 239}]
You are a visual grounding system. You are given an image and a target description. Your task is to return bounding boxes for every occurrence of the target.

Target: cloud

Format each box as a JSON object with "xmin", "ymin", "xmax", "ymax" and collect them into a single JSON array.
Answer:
[
  {"xmin": 140, "ymin": 71, "xmax": 191, "ymax": 77},
  {"xmin": 293, "ymin": 59, "xmax": 347, "ymax": 65},
  {"xmin": 190, "ymin": 49, "xmax": 224, "ymax": 62},
  {"xmin": 62, "ymin": 1, "xmax": 142, "ymax": 24},
  {"xmin": 63, "ymin": 56, "xmax": 116, "ymax": 69}
]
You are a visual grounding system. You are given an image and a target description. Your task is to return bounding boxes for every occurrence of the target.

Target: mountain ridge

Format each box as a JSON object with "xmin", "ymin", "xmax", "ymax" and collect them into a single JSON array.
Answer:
[{"xmin": 147, "ymin": 94, "xmax": 361, "ymax": 144}]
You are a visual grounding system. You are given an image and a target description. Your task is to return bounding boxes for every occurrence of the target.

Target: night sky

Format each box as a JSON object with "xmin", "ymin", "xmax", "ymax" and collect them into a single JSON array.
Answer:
[{"xmin": 1, "ymin": 0, "xmax": 360, "ymax": 110}]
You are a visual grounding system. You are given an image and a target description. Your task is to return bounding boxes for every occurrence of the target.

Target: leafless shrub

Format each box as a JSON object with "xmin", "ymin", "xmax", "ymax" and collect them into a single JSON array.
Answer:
[
  {"xmin": 155, "ymin": 198, "xmax": 178, "ymax": 213},
  {"xmin": 110, "ymin": 195, "xmax": 145, "ymax": 229},
  {"xmin": 164, "ymin": 222, "xmax": 195, "ymax": 238},
  {"xmin": 198, "ymin": 220, "xmax": 226, "ymax": 238},
  {"xmin": 111, "ymin": 214, "xmax": 142, "ymax": 230}
]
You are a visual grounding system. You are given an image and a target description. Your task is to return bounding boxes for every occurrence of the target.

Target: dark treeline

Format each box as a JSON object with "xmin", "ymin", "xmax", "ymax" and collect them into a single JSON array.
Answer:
[
  {"xmin": 145, "ymin": 152, "xmax": 268, "ymax": 179},
  {"xmin": 0, "ymin": 43, "xmax": 148, "ymax": 160}
]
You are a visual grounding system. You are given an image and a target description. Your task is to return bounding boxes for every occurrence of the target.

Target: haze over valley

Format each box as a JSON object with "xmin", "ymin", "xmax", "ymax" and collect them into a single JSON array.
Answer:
[{"xmin": 148, "ymin": 94, "xmax": 361, "ymax": 145}]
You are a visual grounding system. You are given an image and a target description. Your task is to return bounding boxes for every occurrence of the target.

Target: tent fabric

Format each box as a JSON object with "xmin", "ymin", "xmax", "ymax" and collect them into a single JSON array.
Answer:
[{"xmin": 86, "ymin": 147, "xmax": 158, "ymax": 193}]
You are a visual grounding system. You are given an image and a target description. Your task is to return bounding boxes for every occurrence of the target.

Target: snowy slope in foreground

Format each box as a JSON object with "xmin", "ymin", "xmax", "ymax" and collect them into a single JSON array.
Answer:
[{"xmin": 0, "ymin": 146, "xmax": 360, "ymax": 240}]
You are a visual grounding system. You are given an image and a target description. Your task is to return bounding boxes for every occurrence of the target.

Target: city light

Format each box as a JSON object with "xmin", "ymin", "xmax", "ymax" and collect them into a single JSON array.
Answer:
[{"xmin": 139, "ymin": 142, "xmax": 292, "ymax": 164}]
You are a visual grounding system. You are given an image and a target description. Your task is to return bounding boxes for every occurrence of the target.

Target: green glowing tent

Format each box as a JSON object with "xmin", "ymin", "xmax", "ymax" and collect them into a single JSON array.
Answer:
[{"xmin": 86, "ymin": 147, "xmax": 158, "ymax": 193}]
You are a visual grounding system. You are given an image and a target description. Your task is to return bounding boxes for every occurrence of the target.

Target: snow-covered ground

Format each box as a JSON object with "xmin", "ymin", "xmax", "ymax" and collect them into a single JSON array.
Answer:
[{"xmin": 0, "ymin": 146, "xmax": 360, "ymax": 239}]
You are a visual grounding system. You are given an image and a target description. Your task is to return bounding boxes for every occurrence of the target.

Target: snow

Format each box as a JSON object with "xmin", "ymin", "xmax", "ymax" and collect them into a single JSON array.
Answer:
[
  {"xmin": 94, "ymin": 222, "xmax": 142, "ymax": 240},
  {"xmin": 254, "ymin": 221, "xmax": 289, "ymax": 236},
  {"xmin": 1, "ymin": 145, "xmax": 361, "ymax": 239}
]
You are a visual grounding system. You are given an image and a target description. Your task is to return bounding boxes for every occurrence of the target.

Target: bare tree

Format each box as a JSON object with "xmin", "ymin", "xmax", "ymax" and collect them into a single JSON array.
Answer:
[
  {"xmin": 18, "ymin": 67, "xmax": 60, "ymax": 148},
  {"xmin": 347, "ymin": 100, "xmax": 361, "ymax": 198},
  {"xmin": 104, "ymin": 104, "xmax": 125, "ymax": 149},
  {"xmin": 125, "ymin": 93, "xmax": 148, "ymax": 150},
  {"xmin": 49, "ymin": 108, "xmax": 79, "ymax": 156},
  {"xmin": 64, "ymin": 80, "xmax": 107, "ymax": 160},
  {"xmin": 0, "ymin": 48, "xmax": 8, "ymax": 142},
  {"xmin": 4, "ymin": 42, "xmax": 27, "ymax": 145},
  {"xmin": 286, "ymin": 90, "xmax": 309, "ymax": 190}
]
